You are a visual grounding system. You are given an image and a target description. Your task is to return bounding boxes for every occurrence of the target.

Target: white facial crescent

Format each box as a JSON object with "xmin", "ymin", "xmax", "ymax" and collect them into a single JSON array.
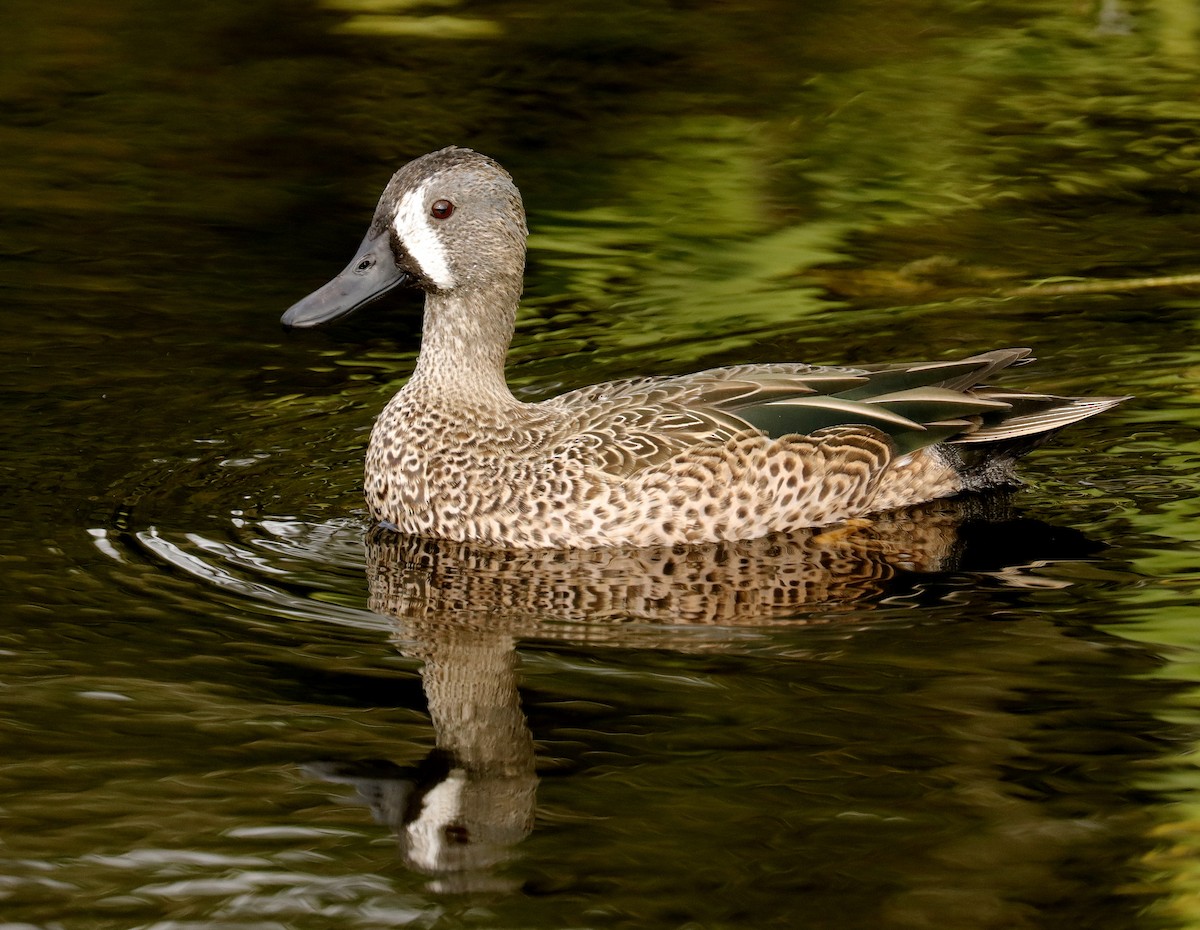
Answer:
[{"xmin": 392, "ymin": 182, "xmax": 455, "ymax": 290}]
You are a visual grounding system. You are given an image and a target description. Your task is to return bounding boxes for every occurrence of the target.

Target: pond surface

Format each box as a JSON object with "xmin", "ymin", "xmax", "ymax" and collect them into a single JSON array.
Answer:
[{"xmin": 2, "ymin": 0, "xmax": 1200, "ymax": 927}]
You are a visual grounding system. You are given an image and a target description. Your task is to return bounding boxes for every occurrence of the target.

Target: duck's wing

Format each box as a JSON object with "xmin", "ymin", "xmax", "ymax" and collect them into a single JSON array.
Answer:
[
  {"xmin": 723, "ymin": 349, "xmax": 1040, "ymax": 455},
  {"xmin": 540, "ymin": 364, "xmax": 866, "ymax": 476},
  {"xmin": 543, "ymin": 349, "xmax": 1125, "ymax": 478},
  {"xmin": 548, "ymin": 362, "xmax": 871, "ymax": 410}
]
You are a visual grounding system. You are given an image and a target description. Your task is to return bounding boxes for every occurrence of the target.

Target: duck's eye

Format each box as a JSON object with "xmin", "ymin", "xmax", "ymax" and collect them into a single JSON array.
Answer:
[{"xmin": 430, "ymin": 199, "xmax": 455, "ymax": 220}]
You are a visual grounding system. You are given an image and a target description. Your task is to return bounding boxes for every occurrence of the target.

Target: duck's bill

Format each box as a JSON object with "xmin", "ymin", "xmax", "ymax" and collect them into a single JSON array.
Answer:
[{"xmin": 281, "ymin": 230, "xmax": 411, "ymax": 328}]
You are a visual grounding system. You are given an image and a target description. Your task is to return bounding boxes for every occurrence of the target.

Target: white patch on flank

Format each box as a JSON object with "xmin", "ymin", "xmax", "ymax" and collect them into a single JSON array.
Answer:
[{"xmin": 393, "ymin": 183, "xmax": 455, "ymax": 289}]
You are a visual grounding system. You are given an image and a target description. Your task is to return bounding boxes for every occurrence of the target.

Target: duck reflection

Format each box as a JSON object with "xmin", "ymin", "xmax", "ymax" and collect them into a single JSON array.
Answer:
[
  {"xmin": 305, "ymin": 625, "xmax": 535, "ymax": 893},
  {"xmin": 309, "ymin": 495, "xmax": 1103, "ymax": 892},
  {"xmin": 367, "ymin": 494, "xmax": 1089, "ymax": 631}
]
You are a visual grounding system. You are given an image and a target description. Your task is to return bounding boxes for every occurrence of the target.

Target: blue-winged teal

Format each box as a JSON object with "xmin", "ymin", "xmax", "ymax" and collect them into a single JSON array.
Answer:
[{"xmin": 283, "ymin": 146, "xmax": 1125, "ymax": 549}]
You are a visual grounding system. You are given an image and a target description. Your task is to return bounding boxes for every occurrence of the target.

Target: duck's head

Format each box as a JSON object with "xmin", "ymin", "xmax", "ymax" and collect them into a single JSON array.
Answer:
[{"xmin": 282, "ymin": 147, "xmax": 527, "ymax": 328}]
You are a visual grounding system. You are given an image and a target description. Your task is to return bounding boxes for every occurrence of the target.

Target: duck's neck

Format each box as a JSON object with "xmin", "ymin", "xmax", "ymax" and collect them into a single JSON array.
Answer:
[{"xmin": 407, "ymin": 277, "xmax": 522, "ymax": 404}]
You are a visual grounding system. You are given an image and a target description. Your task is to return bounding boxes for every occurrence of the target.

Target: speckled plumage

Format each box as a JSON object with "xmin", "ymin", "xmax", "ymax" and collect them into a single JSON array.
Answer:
[{"xmin": 283, "ymin": 146, "xmax": 1126, "ymax": 549}]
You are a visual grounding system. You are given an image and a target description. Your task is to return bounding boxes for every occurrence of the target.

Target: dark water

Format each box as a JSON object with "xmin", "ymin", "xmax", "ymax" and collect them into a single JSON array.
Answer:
[{"xmin": 3, "ymin": 0, "xmax": 1199, "ymax": 926}]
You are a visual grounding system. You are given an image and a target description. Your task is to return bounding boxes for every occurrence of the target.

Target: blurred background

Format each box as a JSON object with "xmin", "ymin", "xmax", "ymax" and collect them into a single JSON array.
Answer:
[{"xmin": 1, "ymin": 0, "xmax": 1199, "ymax": 927}]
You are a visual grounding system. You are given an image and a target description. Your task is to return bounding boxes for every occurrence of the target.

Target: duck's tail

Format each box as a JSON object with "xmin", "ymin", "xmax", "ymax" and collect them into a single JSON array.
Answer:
[{"xmin": 946, "ymin": 391, "xmax": 1128, "ymax": 489}]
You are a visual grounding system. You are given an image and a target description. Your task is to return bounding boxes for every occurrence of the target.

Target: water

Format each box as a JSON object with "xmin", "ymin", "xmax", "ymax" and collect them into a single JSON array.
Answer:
[{"xmin": 2, "ymin": 0, "xmax": 1199, "ymax": 926}]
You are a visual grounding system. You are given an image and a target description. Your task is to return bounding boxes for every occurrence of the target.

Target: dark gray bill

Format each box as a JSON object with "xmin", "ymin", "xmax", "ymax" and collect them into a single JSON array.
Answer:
[{"xmin": 281, "ymin": 230, "xmax": 410, "ymax": 328}]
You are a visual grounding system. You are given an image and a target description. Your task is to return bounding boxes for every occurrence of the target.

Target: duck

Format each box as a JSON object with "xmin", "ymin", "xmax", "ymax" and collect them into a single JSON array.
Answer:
[{"xmin": 282, "ymin": 146, "xmax": 1125, "ymax": 549}]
